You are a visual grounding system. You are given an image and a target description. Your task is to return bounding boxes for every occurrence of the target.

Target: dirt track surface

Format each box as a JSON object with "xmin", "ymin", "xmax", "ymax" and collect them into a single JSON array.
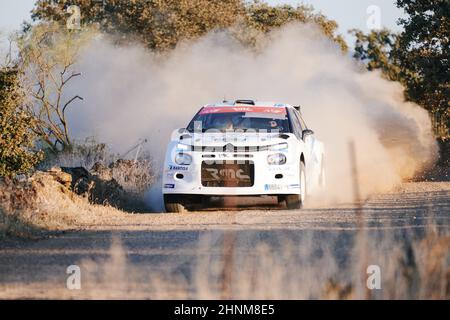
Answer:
[{"xmin": 0, "ymin": 181, "xmax": 449, "ymax": 299}]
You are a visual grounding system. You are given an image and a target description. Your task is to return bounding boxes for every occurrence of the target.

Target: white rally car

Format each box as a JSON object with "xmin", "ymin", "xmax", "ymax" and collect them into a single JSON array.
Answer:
[{"xmin": 162, "ymin": 100, "xmax": 325, "ymax": 212}]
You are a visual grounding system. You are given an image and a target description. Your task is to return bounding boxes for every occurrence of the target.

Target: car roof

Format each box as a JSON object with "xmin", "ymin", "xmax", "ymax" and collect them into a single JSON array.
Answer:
[{"xmin": 203, "ymin": 99, "xmax": 294, "ymax": 109}]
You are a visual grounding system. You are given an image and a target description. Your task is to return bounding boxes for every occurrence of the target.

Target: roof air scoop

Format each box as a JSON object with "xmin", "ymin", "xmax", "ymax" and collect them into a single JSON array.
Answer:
[{"xmin": 235, "ymin": 99, "xmax": 255, "ymax": 105}]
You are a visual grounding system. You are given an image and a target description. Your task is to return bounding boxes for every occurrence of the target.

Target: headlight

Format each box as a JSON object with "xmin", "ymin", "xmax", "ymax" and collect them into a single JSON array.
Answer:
[
  {"xmin": 177, "ymin": 143, "xmax": 191, "ymax": 151},
  {"xmin": 268, "ymin": 142, "xmax": 288, "ymax": 151},
  {"xmin": 175, "ymin": 153, "xmax": 192, "ymax": 165},
  {"xmin": 267, "ymin": 153, "xmax": 287, "ymax": 165}
]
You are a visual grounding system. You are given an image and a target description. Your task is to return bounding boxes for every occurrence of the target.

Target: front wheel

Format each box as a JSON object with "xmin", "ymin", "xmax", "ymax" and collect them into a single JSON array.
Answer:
[
  {"xmin": 285, "ymin": 162, "xmax": 306, "ymax": 209},
  {"xmin": 164, "ymin": 195, "xmax": 187, "ymax": 213}
]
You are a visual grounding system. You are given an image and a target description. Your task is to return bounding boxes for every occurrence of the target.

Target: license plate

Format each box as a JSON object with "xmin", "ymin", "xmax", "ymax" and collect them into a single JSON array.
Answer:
[{"xmin": 201, "ymin": 161, "xmax": 254, "ymax": 187}]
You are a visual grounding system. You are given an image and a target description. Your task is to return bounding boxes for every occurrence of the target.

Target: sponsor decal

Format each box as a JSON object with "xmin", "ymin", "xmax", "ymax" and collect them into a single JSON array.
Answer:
[
  {"xmin": 264, "ymin": 184, "xmax": 300, "ymax": 191},
  {"xmin": 164, "ymin": 184, "xmax": 175, "ymax": 189},
  {"xmin": 265, "ymin": 184, "xmax": 286, "ymax": 191},
  {"xmin": 169, "ymin": 165, "xmax": 189, "ymax": 171}
]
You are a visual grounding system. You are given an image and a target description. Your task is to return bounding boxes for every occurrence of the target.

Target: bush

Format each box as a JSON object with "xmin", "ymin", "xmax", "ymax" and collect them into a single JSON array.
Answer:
[
  {"xmin": 0, "ymin": 67, "xmax": 42, "ymax": 177},
  {"xmin": 40, "ymin": 137, "xmax": 154, "ymax": 198},
  {"xmin": 39, "ymin": 137, "xmax": 112, "ymax": 170}
]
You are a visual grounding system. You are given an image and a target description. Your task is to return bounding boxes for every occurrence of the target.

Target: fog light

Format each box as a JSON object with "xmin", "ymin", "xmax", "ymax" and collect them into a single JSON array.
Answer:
[
  {"xmin": 175, "ymin": 153, "xmax": 192, "ymax": 165},
  {"xmin": 267, "ymin": 153, "xmax": 286, "ymax": 165}
]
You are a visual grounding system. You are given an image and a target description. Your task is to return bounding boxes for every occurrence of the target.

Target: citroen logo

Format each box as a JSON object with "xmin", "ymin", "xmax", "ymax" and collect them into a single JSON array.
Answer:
[{"xmin": 224, "ymin": 143, "xmax": 235, "ymax": 151}]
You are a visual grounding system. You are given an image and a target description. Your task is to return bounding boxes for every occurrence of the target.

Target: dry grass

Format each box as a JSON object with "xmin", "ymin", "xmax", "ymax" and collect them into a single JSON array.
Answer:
[
  {"xmin": 0, "ymin": 172, "xmax": 448, "ymax": 299},
  {"xmin": 0, "ymin": 171, "xmax": 128, "ymax": 239},
  {"xmin": 1, "ymin": 225, "xmax": 447, "ymax": 299}
]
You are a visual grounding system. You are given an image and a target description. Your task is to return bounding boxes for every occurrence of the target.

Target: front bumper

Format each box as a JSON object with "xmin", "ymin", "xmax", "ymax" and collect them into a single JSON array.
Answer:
[{"xmin": 162, "ymin": 151, "xmax": 300, "ymax": 196}]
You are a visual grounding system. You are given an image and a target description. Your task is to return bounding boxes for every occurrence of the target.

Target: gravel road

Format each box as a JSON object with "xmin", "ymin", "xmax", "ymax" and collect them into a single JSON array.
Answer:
[{"xmin": 0, "ymin": 181, "xmax": 449, "ymax": 299}]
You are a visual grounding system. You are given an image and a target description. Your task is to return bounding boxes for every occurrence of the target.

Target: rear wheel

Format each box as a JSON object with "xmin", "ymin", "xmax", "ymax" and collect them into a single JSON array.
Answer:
[
  {"xmin": 164, "ymin": 195, "xmax": 187, "ymax": 213},
  {"xmin": 285, "ymin": 194, "xmax": 301, "ymax": 209},
  {"xmin": 285, "ymin": 162, "xmax": 306, "ymax": 209}
]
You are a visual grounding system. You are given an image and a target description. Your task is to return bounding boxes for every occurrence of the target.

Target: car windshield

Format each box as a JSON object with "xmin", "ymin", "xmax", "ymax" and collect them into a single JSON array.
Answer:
[{"xmin": 186, "ymin": 107, "xmax": 290, "ymax": 133}]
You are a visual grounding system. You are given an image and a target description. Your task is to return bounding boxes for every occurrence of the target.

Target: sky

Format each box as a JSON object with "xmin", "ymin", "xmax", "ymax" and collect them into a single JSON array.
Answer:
[{"xmin": 0, "ymin": 0, "xmax": 406, "ymax": 45}]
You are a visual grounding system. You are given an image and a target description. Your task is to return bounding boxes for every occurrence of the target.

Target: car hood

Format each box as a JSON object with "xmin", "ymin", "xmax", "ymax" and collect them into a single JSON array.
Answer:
[{"xmin": 178, "ymin": 132, "xmax": 293, "ymax": 147}]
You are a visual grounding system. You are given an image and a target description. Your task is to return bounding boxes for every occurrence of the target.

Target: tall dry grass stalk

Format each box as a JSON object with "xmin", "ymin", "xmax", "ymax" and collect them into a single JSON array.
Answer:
[{"xmin": 13, "ymin": 222, "xmax": 444, "ymax": 300}]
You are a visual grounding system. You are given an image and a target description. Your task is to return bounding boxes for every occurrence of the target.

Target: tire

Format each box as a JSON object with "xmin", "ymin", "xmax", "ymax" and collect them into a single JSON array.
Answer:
[
  {"xmin": 285, "ymin": 194, "xmax": 301, "ymax": 209},
  {"xmin": 164, "ymin": 195, "xmax": 187, "ymax": 213},
  {"xmin": 285, "ymin": 162, "xmax": 306, "ymax": 209}
]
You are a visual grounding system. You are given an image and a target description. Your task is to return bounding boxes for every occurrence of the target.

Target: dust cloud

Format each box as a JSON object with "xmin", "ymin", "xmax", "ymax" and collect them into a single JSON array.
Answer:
[{"xmin": 65, "ymin": 23, "xmax": 437, "ymax": 206}]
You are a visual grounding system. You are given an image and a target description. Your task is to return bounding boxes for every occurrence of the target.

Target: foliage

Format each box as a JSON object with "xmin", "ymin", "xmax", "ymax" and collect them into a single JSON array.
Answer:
[
  {"xmin": 0, "ymin": 67, "xmax": 42, "ymax": 177},
  {"xmin": 245, "ymin": 2, "xmax": 347, "ymax": 51},
  {"xmin": 31, "ymin": 0, "xmax": 347, "ymax": 51},
  {"xmin": 351, "ymin": 29, "xmax": 401, "ymax": 82},
  {"xmin": 351, "ymin": 0, "xmax": 449, "ymax": 137},
  {"xmin": 31, "ymin": 0, "xmax": 245, "ymax": 51},
  {"xmin": 395, "ymin": 0, "xmax": 449, "ymax": 136}
]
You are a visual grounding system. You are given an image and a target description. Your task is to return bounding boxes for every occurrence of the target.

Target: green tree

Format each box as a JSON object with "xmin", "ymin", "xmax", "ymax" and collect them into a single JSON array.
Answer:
[
  {"xmin": 245, "ymin": 2, "xmax": 348, "ymax": 51},
  {"xmin": 31, "ymin": 0, "xmax": 347, "ymax": 51},
  {"xmin": 31, "ymin": 0, "xmax": 245, "ymax": 51},
  {"xmin": 395, "ymin": 0, "xmax": 449, "ymax": 137},
  {"xmin": 0, "ymin": 67, "xmax": 42, "ymax": 177},
  {"xmin": 351, "ymin": 0, "xmax": 449, "ymax": 137},
  {"xmin": 351, "ymin": 29, "xmax": 401, "ymax": 81}
]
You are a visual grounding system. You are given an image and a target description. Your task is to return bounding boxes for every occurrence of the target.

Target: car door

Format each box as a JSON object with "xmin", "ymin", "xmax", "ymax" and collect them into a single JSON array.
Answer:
[
  {"xmin": 293, "ymin": 109, "xmax": 319, "ymax": 179},
  {"xmin": 287, "ymin": 108, "xmax": 307, "ymax": 163},
  {"xmin": 287, "ymin": 108, "xmax": 302, "ymax": 139}
]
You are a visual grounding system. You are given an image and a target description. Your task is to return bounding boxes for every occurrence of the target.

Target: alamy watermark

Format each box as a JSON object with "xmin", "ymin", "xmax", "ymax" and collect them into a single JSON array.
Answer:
[
  {"xmin": 366, "ymin": 264, "xmax": 382, "ymax": 290},
  {"xmin": 66, "ymin": 265, "xmax": 81, "ymax": 290},
  {"xmin": 66, "ymin": 5, "xmax": 81, "ymax": 30},
  {"xmin": 366, "ymin": 5, "xmax": 382, "ymax": 31}
]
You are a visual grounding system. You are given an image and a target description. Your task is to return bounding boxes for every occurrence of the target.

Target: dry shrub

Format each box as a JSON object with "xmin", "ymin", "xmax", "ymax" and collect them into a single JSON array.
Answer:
[
  {"xmin": 39, "ymin": 138, "xmax": 113, "ymax": 170},
  {"xmin": 0, "ymin": 170, "xmax": 127, "ymax": 239},
  {"xmin": 0, "ymin": 176, "xmax": 41, "ymax": 239},
  {"xmin": 39, "ymin": 138, "xmax": 154, "ymax": 211},
  {"xmin": 62, "ymin": 162, "xmax": 152, "ymax": 212},
  {"xmin": 92, "ymin": 159, "xmax": 153, "ymax": 195}
]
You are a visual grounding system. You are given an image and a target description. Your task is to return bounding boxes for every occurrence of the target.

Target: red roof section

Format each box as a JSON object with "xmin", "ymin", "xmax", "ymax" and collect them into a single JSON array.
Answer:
[{"xmin": 200, "ymin": 106, "xmax": 286, "ymax": 115}]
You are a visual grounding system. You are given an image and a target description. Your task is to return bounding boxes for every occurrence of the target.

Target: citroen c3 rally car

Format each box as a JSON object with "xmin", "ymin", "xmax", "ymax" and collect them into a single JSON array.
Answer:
[{"xmin": 162, "ymin": 99, "xmax": 325, "ymax": 212}]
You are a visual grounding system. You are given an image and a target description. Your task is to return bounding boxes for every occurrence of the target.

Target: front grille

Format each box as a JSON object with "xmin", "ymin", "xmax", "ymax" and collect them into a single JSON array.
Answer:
[
  {"xmin": 201, "ymin": 161, "xmax": 254, "ymax": 187},
  {"xmin": 191, "ymin": 144, "xmax": 270, "ymax": 152}
]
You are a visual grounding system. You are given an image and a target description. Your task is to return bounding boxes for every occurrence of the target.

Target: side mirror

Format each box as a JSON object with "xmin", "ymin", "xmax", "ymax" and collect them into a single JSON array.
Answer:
[
  {"xmin": 302, "ymin": 129, "xmax": 314, "ymax": 139},
  {"xmin": 179, "ymin": 134, "xmax": 192, "ymax": 140},
  {"xmin": 177, "ymin": 128, "xmax": 187, "ymax": 134}
]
